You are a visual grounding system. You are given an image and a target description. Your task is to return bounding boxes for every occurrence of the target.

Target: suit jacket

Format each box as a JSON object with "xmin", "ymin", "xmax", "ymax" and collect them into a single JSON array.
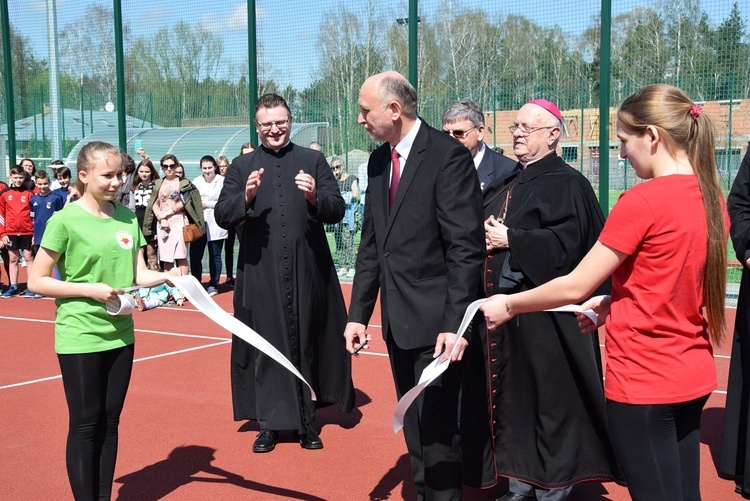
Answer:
[
  {"xmin": 476, "ymin": 145, "xmax": 518, "ymax": 192},
  {"xmin": 348, "ymin": 121, "xmax": 484, "ymax": 350}
]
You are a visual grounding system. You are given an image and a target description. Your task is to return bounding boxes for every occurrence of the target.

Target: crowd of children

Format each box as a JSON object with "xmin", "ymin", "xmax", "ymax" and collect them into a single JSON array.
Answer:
[
  {"xmin": 0, "ymin": 152, "xmax": 231, "ymax": 311},
  {"xmin": 0, "ymin": 160, "xmax": 79, "ymax": 298}
]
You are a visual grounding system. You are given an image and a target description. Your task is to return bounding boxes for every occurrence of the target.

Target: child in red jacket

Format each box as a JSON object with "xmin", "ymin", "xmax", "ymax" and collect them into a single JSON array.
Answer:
[{"xmin": 0, "ymin": 165, "xmax": 35, "ymax": 297}]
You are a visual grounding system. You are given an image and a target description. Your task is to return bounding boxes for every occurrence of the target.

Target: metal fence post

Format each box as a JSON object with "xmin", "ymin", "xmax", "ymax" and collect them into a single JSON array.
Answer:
[
  {"xmin": 113, "ymin": 0, "xmax": 127, "ymax": 152},
  {"xmin": 598, "ymin": 0, "xmax": 612, "ymax": 215},
  {"xmin": 247, "ymin": 0, "xmax": 258, "ymax": 145},
  {"xmin": 1, "ymin": 0, "xmax": 16, "ymax": 166}
]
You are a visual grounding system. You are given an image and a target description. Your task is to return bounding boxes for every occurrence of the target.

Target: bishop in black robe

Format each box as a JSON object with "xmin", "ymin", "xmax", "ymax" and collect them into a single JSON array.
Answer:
[{"xmin": 482, "ymin": 153, "xmax": 622, "ymax": 490}]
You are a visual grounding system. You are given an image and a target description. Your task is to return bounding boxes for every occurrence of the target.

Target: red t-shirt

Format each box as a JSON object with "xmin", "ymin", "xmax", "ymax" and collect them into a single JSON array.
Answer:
[{"xmin": 598, "ymin": 175, "xmax": 719, "ymax": 404}]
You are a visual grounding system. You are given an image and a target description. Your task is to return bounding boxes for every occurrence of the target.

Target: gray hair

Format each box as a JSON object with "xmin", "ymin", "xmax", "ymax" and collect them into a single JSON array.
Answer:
[
  {"xmin": 330, "ymin": 156, "xmax": 344, "ymax": 168},
  {"xmin": 442, "ymin": 100, "xmax": 485, "ymax": 127},
  {"xmin": 378, "ymin": 75, "xmax": 417, "ymax": 116}
]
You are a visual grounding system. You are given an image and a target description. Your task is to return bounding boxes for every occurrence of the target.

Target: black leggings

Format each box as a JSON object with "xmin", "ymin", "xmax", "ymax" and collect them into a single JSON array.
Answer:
[
  {"xmin": 606, "ymin": 394, "xmax": 709, "ymax": 501},
  {"xmin": 58, "ymin": 345, "xmax": 134, "ymax": 501}
]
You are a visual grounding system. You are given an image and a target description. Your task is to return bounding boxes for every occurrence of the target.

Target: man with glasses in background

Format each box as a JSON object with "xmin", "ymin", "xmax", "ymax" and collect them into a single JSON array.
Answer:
[
  {"xmin": 482, "ymin": 100, "xmax": 621, "ymax": 500},
  {"xmin": 215, "ymin": 93, "xmax": 355, "ymax": 455},
  {"xmin": 442, "ymin": 101, "xmax": 517, "ymax": 192},
  {"xmin": 441, "ymin": 101, "xmax": 519, "ymax": 490}
]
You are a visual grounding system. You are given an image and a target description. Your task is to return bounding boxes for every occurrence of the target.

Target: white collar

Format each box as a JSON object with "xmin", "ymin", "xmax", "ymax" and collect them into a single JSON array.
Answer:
[
  {"xmin": 391, "ymin": 118, "xmax": 422, "ymax": 162},
  {"xmin": 473, "ymin": 143, "xmax": 486, "ymax": 169}
]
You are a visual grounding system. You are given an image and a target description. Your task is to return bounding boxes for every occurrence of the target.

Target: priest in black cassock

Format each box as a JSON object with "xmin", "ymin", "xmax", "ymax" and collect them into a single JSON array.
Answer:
[
  {"xmin": 720, "ymin": 146, "xmax": 750, "ymax": 496},
  {"xmin": 215, "ymin": 93, "xmax": 355, "ymax": 454},
  {"xmin": 482, "ymin": 99, "xmax": 622, "ymax": 501}
]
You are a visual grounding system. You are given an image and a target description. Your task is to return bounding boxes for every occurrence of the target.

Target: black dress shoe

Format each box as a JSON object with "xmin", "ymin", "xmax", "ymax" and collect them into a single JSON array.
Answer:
[
  {"xmin": 496, "ymin": 493, "xmax": 535, "ymax": 501},
  {"xmin": 298, "ymin": 425, "xmax": 323, "ymax": 450},
  {"xmin": 252, "ymin": 429, "xmax": 278, "ymax": 453}
]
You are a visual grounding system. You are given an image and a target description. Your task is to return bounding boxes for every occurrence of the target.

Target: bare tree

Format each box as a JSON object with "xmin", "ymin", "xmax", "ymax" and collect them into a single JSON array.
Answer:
[
  {"xmin": 58, "ymin": 5, "xmax": 125, "ymax": 102},
  {"xmin": 436, "ymin": 1, "xmax": 501, "ymax": 106},
  {"xmin": 611, "ymin": 7, "xmax": 668, "ymax": 91},
  {"xmin": 130, "ymin": 21, "xmax": 223, "ymax": 119},
  {"xmin": 1, "ymin": 26, "xmax": 46, "ymax": 120},
  {"xmin": 317, "ymin": 1, "xmax": 385, "ymax": 153}
]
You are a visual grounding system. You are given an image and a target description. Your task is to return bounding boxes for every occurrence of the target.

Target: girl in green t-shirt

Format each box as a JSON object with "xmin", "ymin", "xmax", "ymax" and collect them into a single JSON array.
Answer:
[{"xmin": 28, "ymin": 141, "xmax": 180, "ymax": 501}]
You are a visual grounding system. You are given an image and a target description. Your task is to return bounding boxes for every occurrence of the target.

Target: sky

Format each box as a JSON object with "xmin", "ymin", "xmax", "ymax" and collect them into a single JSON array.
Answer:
[{"xmin": 8, "ymin": 0, "xmax": 750, "ymax": 91}]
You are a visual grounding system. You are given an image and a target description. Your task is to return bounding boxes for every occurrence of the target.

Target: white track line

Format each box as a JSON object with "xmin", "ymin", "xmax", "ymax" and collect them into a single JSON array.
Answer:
[
  {"xmin": 135, "ymin": 328, "xmax": 228, "ymax": 341},
  {"xmin": 132, "ymin": 340, "xmax": 231, "ymax": 362},
  {"xmin": 0, "ymin": 315, "xmax": 55, "ymax": 324},
  {"xmin": 0, "ymin": 340, "xmax": 231, "ymax": 391},
  {"xmin": 0, "ymin": 315, "xmax": 228, "ymax": 341},
  {"xmin": 356, "ymin": 351, "xmax": 389, "ymax": 358},
  {"xmin": 0, "ymin": 374, "xmax": 62, "ymax": 390}
]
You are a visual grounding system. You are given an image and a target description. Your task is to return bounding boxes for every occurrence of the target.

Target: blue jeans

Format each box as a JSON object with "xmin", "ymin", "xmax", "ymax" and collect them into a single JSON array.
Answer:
[{"xmin": 189, "ymin": 237, "xmax": 224, "ymax": 287}]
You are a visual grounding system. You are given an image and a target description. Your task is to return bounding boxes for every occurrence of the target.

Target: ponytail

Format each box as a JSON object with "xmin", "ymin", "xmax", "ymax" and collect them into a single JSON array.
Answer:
[
  {"xmin": 689, "ymin": 108, "xmax": 726, "ymax": 345},
  {"xmin": 619, "ymin": 84, "xmax": 725, "ymax": 344}
]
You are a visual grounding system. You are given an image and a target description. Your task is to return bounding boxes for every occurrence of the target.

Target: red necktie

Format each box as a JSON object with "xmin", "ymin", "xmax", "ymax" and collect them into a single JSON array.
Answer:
[{"xmin": 389, "ymin": 147, "xmax": 401, "ymax": 210}]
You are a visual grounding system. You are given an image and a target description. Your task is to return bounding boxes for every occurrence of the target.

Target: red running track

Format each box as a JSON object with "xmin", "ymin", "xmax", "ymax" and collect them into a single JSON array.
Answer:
[{"xmin": 0, "ymin": 276, "xmax": 739, "ymax": 500}]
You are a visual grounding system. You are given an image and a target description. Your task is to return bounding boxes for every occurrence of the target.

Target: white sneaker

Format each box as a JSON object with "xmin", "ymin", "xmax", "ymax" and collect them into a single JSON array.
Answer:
[
  {"xmin": 207, "ymin": 286, "xmax": 218, "ymax": 297},
  {"xmin": 346, "ymin": 268, "xmax": 356, "ymax": 278},
  {"xmin": 20, "ymin": 257, "xmax": 27, "ymax": 267}
]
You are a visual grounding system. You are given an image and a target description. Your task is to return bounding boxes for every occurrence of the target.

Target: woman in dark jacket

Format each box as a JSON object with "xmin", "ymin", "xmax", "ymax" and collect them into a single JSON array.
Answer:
[{"xmin": 143, "ymin": 154, "xmax": 204, "ymax": 275}]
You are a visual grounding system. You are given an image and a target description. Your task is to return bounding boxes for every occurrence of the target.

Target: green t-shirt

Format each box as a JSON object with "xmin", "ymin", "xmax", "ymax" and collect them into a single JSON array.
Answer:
[{"xmin": 41, "ymin": 202, "xmax": 146, "ymax": 354}]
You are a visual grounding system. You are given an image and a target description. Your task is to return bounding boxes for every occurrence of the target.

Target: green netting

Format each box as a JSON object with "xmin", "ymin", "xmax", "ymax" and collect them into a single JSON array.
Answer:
[{"xmin": 1, "ymin": 0, "xmax": 749, "ymax": 284}]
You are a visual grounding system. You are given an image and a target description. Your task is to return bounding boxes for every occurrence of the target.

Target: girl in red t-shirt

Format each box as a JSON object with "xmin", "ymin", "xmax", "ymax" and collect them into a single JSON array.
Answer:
[{"xmin": 481, "ymin": 84, "xmax": 727, "ymax": 501}]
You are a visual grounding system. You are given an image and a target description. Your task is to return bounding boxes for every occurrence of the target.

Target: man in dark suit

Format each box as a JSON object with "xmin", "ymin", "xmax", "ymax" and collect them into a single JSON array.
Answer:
[
  {"xmin": 344, "ymin": 71, "xmax": 484, "ymax": 500},
  {"xmin": 441, "ymin": 100, "xmax": 518, "ymax": 192}
]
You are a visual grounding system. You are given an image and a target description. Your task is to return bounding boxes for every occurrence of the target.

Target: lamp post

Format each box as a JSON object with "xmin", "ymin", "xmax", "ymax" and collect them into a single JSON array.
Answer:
[
  {"xmin": 46, "ymin": 0, "xmax": 62, "ymax": 159},
  {"xmin": 1, "ymin": 0, "xmax": 16, "ymax": 166},
  {"xmin": 395, "ymin": 4, "xmax": 420, "ymax": 94}
]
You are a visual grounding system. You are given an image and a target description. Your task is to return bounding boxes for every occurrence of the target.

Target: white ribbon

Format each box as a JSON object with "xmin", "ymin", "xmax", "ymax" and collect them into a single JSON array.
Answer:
[
  {"xmin": 106, "ymin": 294, "xmax": 138, "ymax": 315},
  {"xmin": 106, "ymin": 281, "xmax": 165, "ymax": 315},
  {"xmin": 545, "ymin": 304, "xmax": 598, "ymax": 325},
  {"xmin": 130, "ymin": 275, "xmax": 317, "ymax": 401},
  {"xmin": 392, "ymin": 300, "xmax": 595, "ymax": 433},
  {"xmin": 392, "ymin": 298, "xmax": 486, "ymax": 433}
]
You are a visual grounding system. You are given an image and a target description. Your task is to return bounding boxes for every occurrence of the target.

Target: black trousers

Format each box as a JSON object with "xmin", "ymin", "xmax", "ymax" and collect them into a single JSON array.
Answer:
[
  {"xmin": 224, "ymin": 228, "xmax": 236, "ymax": 280},
  {"xmin": 58, "ymin": 345, "xmax": 134, "ymax": 501},
  {"xmin": 606, "ymin": 394, "xmax": 709, "ymax": 501},
  {"xmin": 387, "ymin": 335, "xmax": 463, "ymax": 500}
]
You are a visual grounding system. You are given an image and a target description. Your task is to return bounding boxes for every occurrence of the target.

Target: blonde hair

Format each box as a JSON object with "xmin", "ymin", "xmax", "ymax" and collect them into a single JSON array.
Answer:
[
  {"xmin": 75, "ymin": 141, "xmax": 121, "ymax": 194},
  {"xmin": 618, "ymin": 84, "xmax": 725, "ymax": 344}
]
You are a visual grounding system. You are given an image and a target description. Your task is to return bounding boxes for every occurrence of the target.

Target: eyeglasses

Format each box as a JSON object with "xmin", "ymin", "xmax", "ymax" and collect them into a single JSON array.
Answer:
[
  {"xmin": 443, "ymin": 126, "xmax": 476, "ymax": 139},
  {"xmin": 508, "ymin": 124, "xmax": 556, "ymax": 136},
  {"xmin": 256, "ymin": 119, "xmax": 290, "ymax": 131},
  {"xmin": 161, "ymin": 164, "xmax": 176, "ymax": 170},
  {"xmin": 332, "ymin": 165, "xmax": 343, "ymax": 170}
]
